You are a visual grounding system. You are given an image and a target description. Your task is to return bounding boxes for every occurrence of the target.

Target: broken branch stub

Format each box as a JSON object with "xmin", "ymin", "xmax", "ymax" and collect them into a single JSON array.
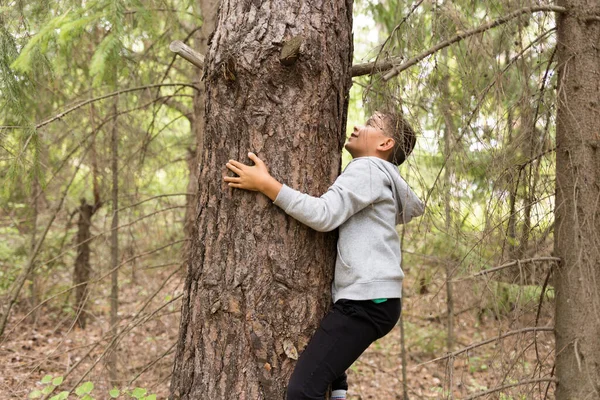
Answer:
[{"xmin": 169, "ymin": 40, "xmax": 205, "ymax": 69}]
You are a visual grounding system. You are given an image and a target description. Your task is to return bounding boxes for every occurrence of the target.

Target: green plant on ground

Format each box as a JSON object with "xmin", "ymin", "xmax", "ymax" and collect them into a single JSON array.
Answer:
[{"xmin": 28, "ymin": 375, "xmax": 158, "ymax": 400}]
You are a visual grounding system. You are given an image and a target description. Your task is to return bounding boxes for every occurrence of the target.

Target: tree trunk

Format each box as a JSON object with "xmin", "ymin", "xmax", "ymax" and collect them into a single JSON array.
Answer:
[
  {"xmin": 107, "ymin": 102, "xmax": 119, "ymax": 384},
  {"xmin": 170, "ymin": 1, "xmax": 354, "ymax": 398},
  {"xmin": 29, "ymin": 176, "xmax": 40, "ymax": 324},
  {"xmin": 183, "ymin": 0, "xmax": 220, "ymax": 255},
  {"xmin": 73, "ymin": 198, "xmax": 100, "ymax": 329},
  {"xmin": 439, "ymin": 63, "xmax": 455, "ymax": 351},
  {"xmin": 554, "ymin": 1, "xmax": 600, "ymax": 398}
]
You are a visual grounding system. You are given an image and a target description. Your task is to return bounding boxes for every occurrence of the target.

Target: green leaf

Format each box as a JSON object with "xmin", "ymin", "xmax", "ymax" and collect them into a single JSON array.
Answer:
[
  {"xmin": 52, "ymin": 377, "xmax": 64, "ymax": 386},
  {"xmin": 41, "ymin": 375, "xmax": 53, "ymax": 384},
  {"xmin": 28, "ymin": 390, "xmax": 43, "ymax": 399},
  {"xmin": 49, "ymin": 391, "xmax": 69, "ymax": 400},
  {"xmin": 42, "ymin": 385, "xmax": 55, "ymax": 395},
  {"xmin": 131, "ymin": 388, "xmax": 146, "ymax": 399},
  {"xmin": 81, "ymin": 395, "xmax": 94, "ymax": 400},
  {"xmin": 144, "ymin": 395, "xmax": 156, "ymax": 400},
  {"xmin": 109, "ymin": 388, "xmax": 120, "ymax": 398},
  {"xmin": 75, "ymin": 381, "xmax": 94, "ymax": 396}
]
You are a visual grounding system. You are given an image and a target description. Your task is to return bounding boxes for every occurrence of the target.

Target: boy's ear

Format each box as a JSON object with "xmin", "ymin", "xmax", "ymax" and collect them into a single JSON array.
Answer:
[{"xmin": 379, "ymin": 137, "xmax": 395, "ymax": 151}]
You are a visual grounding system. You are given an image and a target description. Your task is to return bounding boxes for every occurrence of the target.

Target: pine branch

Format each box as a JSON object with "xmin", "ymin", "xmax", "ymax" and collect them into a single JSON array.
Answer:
[
  {"xmin": 35, "ymin": 83, "xmax": 199, "ymax": 129},
  {"xmin": 381, "ymin": 5, "xmax": 567, "ymax": 81},
  {"xmin": 353, "ymin": 0, "xmax": 424, "ymax": 78}
]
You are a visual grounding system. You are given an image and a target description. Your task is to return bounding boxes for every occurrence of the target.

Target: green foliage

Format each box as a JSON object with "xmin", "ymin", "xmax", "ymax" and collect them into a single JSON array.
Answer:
[
  {"xmin": 29, "ymin": 376, "xmax": 159, "ymax": 400},
  {"xmin": 0, "ymin": 0, "xmax": 195, "ymax": 293},
  {"xmin": 0, "ymin": 226, "xmax": 26, "ymax": 293},
  {"xmin": 11, "ymin": 11, "xmax": 71, "ymax": 74},
  {"xmin": 89, "ymin": 33, "xmax": 122, "ymax": 86}
]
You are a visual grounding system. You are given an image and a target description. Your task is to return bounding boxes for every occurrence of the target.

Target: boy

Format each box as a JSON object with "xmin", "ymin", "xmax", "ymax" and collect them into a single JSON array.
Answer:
[{"xmin": 224, "ymin": 111, "xmax": 424, "ymax": 400}]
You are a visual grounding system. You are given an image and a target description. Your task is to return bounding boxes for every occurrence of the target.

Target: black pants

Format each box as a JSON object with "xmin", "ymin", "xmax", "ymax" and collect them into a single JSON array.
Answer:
[{"xmin": 286, "ymin": 298, "xmax": 402, "ymax": 400}]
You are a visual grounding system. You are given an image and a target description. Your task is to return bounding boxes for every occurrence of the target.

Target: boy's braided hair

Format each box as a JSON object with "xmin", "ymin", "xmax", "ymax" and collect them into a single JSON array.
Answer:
[{"xmin": 378, "ymin": 111, "xmax": 417, "ymax": 166}]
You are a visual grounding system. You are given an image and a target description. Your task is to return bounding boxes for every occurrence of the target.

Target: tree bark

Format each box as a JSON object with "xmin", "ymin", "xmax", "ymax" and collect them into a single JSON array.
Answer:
[
  {"xmin": 170, "ymin": 0, "xmax": 353, "ymax": 398},
  {"xmin": 554, "ymin": 1, "xmax": 600, "ymax": 398},
  {"xmin": 73, "ymin": 198, "xmax": 100, "ymax": 329},
  {"xmin": 183, "ymin": 0, "xmax": 220, "ymax": 253}
]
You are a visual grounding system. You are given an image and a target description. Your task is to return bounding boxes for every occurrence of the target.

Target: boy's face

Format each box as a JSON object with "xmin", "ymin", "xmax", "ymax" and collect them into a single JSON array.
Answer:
[{"xmin": 344, "ymin": 113, "xmax": 394, "ymax": 160}]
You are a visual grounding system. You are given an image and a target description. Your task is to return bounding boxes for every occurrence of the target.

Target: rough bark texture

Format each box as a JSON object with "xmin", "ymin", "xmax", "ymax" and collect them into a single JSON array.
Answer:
[
  {"xmin": 554, "ymin": 1, "xmax": 600, "ymax": 398},
  {"xmin": 183, "ymin": 0, "xmax": 220, "ymax": 242},
  {"xmin": 73, "ymin": 199, "xmax": 100, "ymax": 329},
  {"xmin": 170, "ymin": 0, "xmax": 353, "ymax": 398}
]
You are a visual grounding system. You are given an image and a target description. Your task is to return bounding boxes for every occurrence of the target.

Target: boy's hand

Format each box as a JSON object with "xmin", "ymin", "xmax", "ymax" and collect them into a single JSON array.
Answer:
[{"xmin": 224, "ymin": 152, "xmax": 282, "ymax": 201}]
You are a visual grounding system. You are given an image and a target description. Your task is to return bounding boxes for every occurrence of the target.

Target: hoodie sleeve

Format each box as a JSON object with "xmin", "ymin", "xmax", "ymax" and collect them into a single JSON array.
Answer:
[
  {"xmin": 273, "ymin": 159, "xmax": 384, "ymax": 232},
  {"xmin": 397, "ymin": 180, "xmax": 425, "ymax": 225}
]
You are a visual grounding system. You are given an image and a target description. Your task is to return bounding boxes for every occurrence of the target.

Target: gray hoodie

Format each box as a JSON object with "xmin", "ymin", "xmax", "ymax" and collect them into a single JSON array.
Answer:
[{"xmin": 273, "ymin": 156, "xmax": 425, "ymax": 302}]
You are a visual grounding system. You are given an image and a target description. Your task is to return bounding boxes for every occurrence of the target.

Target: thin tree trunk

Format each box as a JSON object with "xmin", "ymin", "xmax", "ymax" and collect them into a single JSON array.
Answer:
[
  {"xmin": 0, "ymin": 134, "xmax": 88, "ymax": 337},
  {"xmin": 554, "ymin": 0, "xmax": 600, "ymax": 398},
  {"xmin": 170, "ymin": 1, "xmax": 354, "ymax": 397},
  {"xmin": 440, "ymin": 67, "xmax": 455, "ymax": 352},
  {"xmin": 29, "ymin": 176, "xmax": 39, "ymax": 324},
  {"xmin": 73, "ymin": 198, "xmax": 100, "ymax": 329},
  {"xmin": 505, "ymin": 106, "xmax": 519, "ymax": 258},
  {"xmin": 107, "ymin": 102, "xmax": 119, "ymax": 384},
  {"xmin": 516, "ymin": 49, "xmax": 535, "ymax": 264},
  {"xmin": 399, "ymin": 225, "xmax": 409, "ymax": 400},
  {"xmin": 399, "ymin": 311, "xmax": 409, "ymax": 400}
]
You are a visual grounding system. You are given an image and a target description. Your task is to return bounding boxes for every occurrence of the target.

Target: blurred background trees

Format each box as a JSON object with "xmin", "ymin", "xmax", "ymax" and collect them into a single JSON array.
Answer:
[{"xmin": 1, "ymin": 0, "xmax": 598, "ymax": 398}]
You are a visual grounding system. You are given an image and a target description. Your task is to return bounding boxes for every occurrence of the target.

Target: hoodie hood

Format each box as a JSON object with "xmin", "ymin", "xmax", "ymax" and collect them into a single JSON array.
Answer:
[{"xmin": 353, "ymin": 157, "xmax": 425, "ymax": 225}]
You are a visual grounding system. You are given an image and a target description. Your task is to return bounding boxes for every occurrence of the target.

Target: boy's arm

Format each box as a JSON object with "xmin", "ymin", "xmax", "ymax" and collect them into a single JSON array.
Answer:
[
  {"xmin": 271, "ymin": 159, "xmax": 384, "ymax": 232},
  {"xmin": 224, "ymin": 155, "xmax": 384, "ymax": 232}
]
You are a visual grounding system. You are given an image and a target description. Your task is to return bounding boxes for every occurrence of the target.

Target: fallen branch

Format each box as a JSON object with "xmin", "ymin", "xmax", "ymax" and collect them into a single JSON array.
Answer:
[
  {"xmin": 128, "ymin": 341, "xmax": 177, "ymax": 385},
  {"xmin": 0, "ymin": 242, "xmax": 187, "ymax": 344},
  {"xmin": 42, "ymin": 265, "xmax": 183, "ymax": 399},
  {"xmin": 67, "ymin": 293, "xmax": 183, "ymax": 395},
  {"xmin": 451, "ymin": 257, "xmax": 560, "ymax": 283},
  {"xmin": 382, "ymin": 5, "xmax": 566, "ymax": 81},
  {"xmin": 418, "ymin": 326, "xmax": 554, "ymax": 366},
  {"xmin": 463, "ymin": 378, "xmax": 557, "ymax": 400}
]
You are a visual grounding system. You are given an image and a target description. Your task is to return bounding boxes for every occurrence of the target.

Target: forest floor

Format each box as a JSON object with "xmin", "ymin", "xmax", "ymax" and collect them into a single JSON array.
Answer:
[{"xmin": 0, "ymin": 265, "xmax": 555, "ymax": 400}]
